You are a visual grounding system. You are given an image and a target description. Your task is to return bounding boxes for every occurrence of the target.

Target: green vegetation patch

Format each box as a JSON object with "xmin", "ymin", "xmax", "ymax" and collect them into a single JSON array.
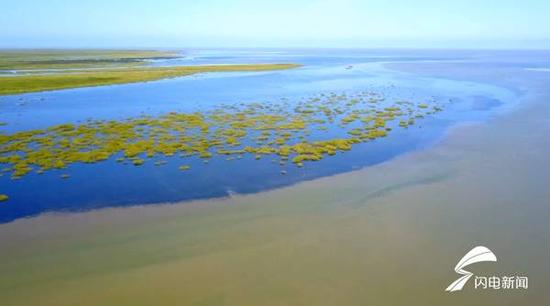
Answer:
[{"xmin": 0, "ymin": 91, "xmax": 446, "ymax": 201}]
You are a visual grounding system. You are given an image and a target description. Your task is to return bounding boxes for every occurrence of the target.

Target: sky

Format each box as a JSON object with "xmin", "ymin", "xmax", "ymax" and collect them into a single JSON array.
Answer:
[{"xmin": 1, "ymin": 0, "xmax": 550, "ymax": 49}]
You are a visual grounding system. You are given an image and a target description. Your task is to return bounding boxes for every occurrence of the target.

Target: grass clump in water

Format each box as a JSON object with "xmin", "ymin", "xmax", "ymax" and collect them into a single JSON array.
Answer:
[{"xmin": 0, "ymin": 90, "xmax": 446, "ymax": 179}]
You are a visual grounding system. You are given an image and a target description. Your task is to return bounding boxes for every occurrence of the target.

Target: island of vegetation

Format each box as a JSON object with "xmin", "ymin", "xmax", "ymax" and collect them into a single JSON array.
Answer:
[{"xmin": 0, "ymin": 90, "xmax": 446, "ymax": 201}]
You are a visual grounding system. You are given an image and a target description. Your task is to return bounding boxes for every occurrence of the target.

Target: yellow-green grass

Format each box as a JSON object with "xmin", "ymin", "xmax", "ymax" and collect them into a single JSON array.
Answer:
[
  {"xmin": 0, "ymin": 64, "xmax": 301, "ymax": 95},
  {"xmin": 0, "ymin": 91, "xmax": 443, "ymax": 186},
  {"xmin": 0, "ymin": 49, "xmax": 180, "ymax": 70}
]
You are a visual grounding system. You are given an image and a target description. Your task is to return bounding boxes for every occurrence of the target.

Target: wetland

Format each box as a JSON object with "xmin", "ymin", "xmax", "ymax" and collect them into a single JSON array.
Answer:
[{"xmin": 0, "ymin": 49, "xmax": 517, "ymax": 222}]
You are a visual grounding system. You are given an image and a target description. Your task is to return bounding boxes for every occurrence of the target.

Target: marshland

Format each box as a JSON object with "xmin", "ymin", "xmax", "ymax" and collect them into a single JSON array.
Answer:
[
  {"xmin": 0, "ymin": 50, "xmax": 298, "ymax": 95},
  {"xmin": 2, "ymin": 1, "xmax": 550, "ymax": 305},
  {"xmin": 2, "ymin": 52, "xmax": 549, "ymax": 305}
]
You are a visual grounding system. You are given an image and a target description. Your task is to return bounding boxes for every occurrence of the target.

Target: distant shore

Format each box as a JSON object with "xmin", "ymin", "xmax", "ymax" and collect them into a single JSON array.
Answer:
[{"xmin": 0, "ymin": 49, "xmax": 300, "ymax": 95}]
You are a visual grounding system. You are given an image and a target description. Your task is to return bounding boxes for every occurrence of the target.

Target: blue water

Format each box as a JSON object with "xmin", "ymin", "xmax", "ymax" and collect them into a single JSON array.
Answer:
[{"xmin": 0, "ymin": 49, "xmax": 523, "ymax": 223}]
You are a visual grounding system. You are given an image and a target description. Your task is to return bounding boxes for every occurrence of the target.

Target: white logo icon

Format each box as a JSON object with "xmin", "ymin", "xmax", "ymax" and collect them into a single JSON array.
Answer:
[{"xmin": 445, "ymin": 246, "xmax": 497, "ymax": 292}]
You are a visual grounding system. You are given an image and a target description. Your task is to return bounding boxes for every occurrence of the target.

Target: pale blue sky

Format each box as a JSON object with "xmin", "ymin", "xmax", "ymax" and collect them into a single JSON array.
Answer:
[{"xmin": 1, "ymin": 0, "xmax": 549, "ymax": 49}]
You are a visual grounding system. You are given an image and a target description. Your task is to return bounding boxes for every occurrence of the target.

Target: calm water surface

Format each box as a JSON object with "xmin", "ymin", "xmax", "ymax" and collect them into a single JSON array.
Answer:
[{"xmin": 0, "ymin": 50, "xmax": 523, "ymax": 222}]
